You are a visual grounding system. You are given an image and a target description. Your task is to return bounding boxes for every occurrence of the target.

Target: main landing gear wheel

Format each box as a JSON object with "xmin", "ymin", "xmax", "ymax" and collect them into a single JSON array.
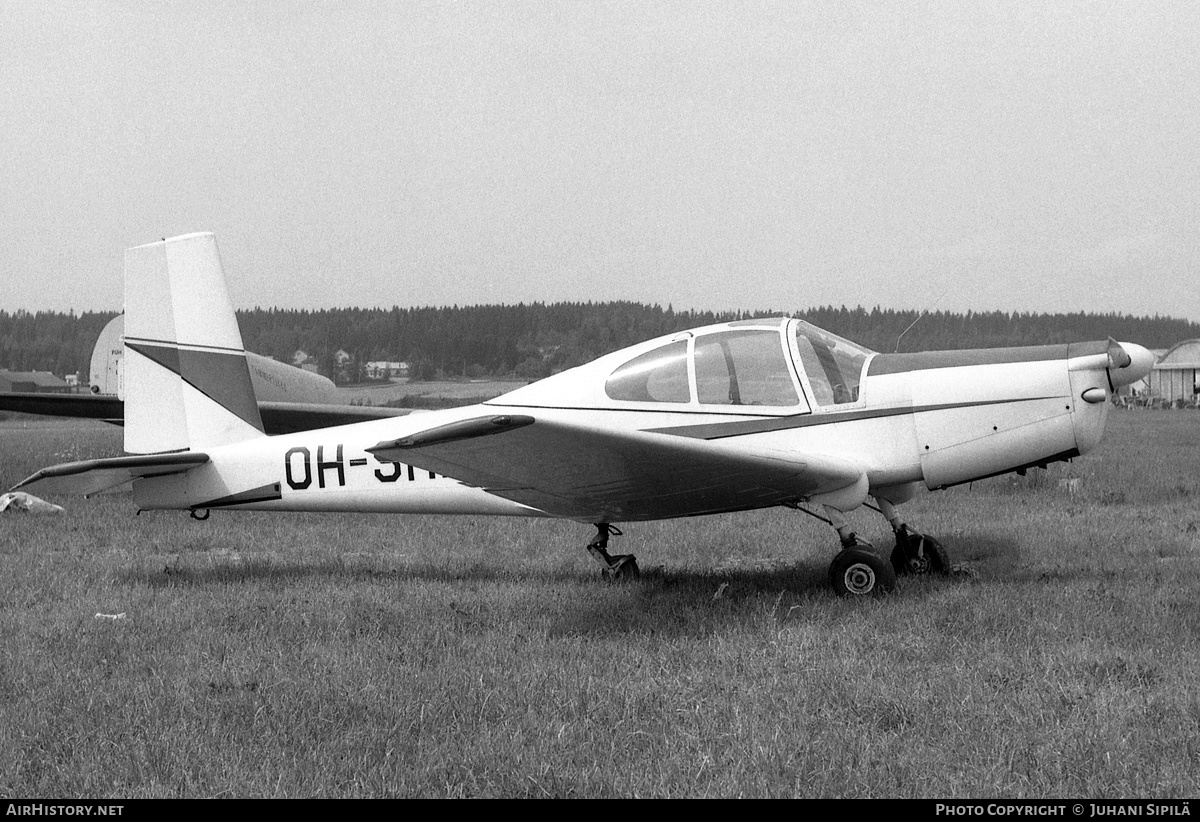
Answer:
[
  {"xmin": 889, "ymin": 528, "xmax": 950, "ymax": 577},
  {"xmin": 586, "ymin": 523, "xmax": 640, "ymax": 582},
  {"xmin": 829, "ymin": 548, "xmax": 897, "ymax": 597}
]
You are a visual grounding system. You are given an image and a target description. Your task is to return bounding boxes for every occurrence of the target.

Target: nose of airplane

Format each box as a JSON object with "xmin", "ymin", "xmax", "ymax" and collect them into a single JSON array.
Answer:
[{"xmin": 1109, "ymin": 341, "xmax": 1155, "ymax": 387}]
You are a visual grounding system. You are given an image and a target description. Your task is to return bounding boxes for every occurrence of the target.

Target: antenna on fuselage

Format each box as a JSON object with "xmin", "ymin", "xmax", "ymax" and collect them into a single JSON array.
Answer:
[{"xmin": 894, "ymin": 285, "xmax": 953, "ymax": 353}]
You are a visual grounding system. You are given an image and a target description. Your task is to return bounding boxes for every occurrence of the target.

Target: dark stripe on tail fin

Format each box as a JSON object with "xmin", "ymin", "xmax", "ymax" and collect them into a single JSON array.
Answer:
[{"xmin": 126, "ymin": 341, "xmax": 264, "ymax": 433}]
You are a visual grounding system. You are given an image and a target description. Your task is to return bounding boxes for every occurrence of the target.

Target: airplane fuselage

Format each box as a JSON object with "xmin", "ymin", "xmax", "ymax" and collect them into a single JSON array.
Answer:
[
  {"xmin": 17, "ymin": 233, "xmax": 1156, "ymax": 596},
  {"xmin": 131, "ymin": 338, "xmax": 1116, "ymax": 521}
]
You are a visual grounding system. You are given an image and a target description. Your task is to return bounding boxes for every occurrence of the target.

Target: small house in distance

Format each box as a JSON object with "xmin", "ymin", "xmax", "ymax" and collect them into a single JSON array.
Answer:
[
  {"xmin": 1148, "ymin": 340, "xmax": 1200, "ymax": 406},
  {"xmin": 365, "ymin": 361, "xmax": 408, "ymax": 380},
  {"xmin": 291, "ymin": 350, "xmax": 322, "ymax": 375}
]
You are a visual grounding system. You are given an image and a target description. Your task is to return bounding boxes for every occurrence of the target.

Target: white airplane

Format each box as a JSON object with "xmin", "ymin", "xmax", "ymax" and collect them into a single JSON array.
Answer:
[
  {"xmin": 14, "ymin": 233, "xmax": 1154, "ymax": 596},
  {"xmin": 0, "ymin": 308, "xmax": 414, "ymax": 433}
]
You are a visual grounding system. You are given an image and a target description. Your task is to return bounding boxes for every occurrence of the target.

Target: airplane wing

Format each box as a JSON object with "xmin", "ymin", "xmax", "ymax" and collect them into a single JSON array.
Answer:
[
  {"xmin": 256, "ymin": 401, "xmax": 414, "ymax": 434},
  {"xmin": 367, "ymin": 414, "xmax": 864, "ymax": 522},
  {"xmin": 12, "ymin": 452, "xmax": 210, "ymax": 497},
  {"xmin": 0, "ymin": 392, "xmax": 124, "ymax": 424},
  {"xmin": 0, "ymin": 393, "xmax": 413, "ymax": 433}
]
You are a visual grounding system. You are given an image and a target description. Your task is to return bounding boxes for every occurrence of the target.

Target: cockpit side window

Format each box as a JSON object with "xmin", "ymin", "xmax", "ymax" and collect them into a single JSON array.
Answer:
[
  {"xmin": 694, "ymin": 330, "xmax": 800, "ymax": 406},
  {"xmin": 792, "ymin": 322, "xmax": 872, "ymax": 406},
  {"xmin": 605, "ymin": 340, "xmax": 690, "ymax": 403}
]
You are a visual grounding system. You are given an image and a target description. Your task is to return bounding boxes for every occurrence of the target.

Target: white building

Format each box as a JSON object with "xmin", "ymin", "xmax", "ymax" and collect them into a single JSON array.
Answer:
[
  {"xmin": 1148, "ymin": 340, "xmax": 1200, "ymax": 406},
  {"xmin": 365, "ymin": 361, "xmax": 408, "ymax": 380}
]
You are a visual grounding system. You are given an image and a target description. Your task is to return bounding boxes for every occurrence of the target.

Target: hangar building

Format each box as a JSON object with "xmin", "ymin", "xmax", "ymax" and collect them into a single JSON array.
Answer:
[{"xmin": 1148, "ymin": 340, "xmax": 1200, "ymax": 406}]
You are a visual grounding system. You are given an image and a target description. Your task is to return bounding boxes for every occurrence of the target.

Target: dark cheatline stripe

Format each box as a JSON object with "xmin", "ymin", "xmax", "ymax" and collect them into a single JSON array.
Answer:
[
  {"xmin": 127, "ymin": 342, "xmax": 264, "ymax": 433},
  {"xmin": 197, "ymin": 482, "xmax": 283, "ymax": 509},
  {"xmin": 649, "ymin": 397, "xmax": 1056, "ymax": 440}
]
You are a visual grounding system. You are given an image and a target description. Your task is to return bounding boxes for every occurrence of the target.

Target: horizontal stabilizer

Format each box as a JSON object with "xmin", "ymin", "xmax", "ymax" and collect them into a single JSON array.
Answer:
[{"xmin": 12, "ymin": 452, "xmax": 209, "ymax": 497}]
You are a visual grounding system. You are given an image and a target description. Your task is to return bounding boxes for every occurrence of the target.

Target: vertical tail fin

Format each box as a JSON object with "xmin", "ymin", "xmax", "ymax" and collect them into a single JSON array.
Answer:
[{"xmin": 122, "ymin": 233, "xmax": 266, "ymax": 454}]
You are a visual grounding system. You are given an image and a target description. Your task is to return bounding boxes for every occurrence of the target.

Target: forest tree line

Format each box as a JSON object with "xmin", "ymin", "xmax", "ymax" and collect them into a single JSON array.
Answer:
[{"xmin": 2, "ymin": 303, "xmax": 1198, "ymax": 384}]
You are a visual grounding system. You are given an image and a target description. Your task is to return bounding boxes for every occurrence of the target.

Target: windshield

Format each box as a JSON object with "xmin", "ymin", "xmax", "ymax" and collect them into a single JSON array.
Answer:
[{"xmin": 792, "ymin": 321, "xmax": 873, "ymax": 406}]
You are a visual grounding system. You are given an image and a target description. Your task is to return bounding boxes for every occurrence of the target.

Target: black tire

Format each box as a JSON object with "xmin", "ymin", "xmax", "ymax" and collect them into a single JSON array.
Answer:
[
  {"xmin": 890, "ymin": 531, "xmax": 951, "ymax": 576},
  {"xmin": 830, "ymin": 548, "xmax": 896, "ymax": 596}
]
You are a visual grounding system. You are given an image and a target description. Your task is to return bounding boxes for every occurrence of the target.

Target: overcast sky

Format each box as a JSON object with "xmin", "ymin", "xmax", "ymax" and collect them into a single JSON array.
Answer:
[{"xmin": 3, "ymin": 1, "xmax": 1197, "ymax": 321}]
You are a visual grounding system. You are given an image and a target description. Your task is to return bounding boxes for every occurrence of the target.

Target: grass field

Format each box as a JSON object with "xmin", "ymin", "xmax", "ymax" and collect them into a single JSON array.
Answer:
[{"xmin": 1, "ymin": 412, "xmax": 1198, "ymax": 797}]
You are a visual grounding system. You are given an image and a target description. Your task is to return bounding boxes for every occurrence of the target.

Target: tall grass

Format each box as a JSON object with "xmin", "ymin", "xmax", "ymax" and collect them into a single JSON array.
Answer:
[{"xmin": 0, "ymin": 413, "xmax": 1197, "ymax": 797}]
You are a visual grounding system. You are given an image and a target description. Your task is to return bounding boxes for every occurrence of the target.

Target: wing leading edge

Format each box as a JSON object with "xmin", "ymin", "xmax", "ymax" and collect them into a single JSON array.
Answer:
[
  {"xmin": 368, "ymin": 414, "xmax": 865, "ymax": 522},
  {"xmin": 0, "ymin": 393, "xmax": 125, "ymax": 424}
]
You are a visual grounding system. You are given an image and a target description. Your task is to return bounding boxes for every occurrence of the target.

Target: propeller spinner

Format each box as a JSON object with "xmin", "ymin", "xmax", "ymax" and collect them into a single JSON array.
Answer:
[{"xmin": 1105, "ymin": 339, "xmax": 1155, "ymax": 390}]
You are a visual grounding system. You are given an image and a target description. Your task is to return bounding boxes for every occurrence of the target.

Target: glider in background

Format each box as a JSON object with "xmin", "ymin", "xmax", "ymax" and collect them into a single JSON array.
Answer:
[
  {"xmin": 0, "ymin": 312, "xmax": 410, "ymax": 434},
  {"xmin": 14, "ymin": 233, "xmax": 1154, "ymax": 596}
]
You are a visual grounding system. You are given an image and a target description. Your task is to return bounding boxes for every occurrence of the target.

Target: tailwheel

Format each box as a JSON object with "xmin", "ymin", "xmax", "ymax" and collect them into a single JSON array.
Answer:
[
  {"xmin": 829, "ymin": 547, "xmax": 896, "ymax": 597},
  {"xmin": 889, "ymin": 527, "xmax": 950, "ymax": 577},
  {"xmin": 586, "ymin": 523, "xmax": 639, "ymax": 583}
]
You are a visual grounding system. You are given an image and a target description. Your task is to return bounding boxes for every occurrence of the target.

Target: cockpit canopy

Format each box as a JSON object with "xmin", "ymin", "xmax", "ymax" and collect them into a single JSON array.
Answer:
[{"xmin": 603, "ymin": 318, "xmax": 873, "ymax": 410}]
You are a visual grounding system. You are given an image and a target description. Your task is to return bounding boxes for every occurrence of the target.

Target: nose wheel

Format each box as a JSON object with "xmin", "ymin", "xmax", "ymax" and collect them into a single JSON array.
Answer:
[
  {"xmin": 889, "ymin": 525, "xmax": 950, "ymax": 577},
  {"xmin": 586, "ymin": 523, "xmax": 639, "ymax": 582}
]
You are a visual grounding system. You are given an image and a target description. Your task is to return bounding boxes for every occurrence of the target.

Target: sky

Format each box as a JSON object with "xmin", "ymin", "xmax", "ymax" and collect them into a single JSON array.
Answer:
[{"xmin": 2, "ymin": 1, "xmax": 1198, "ymax": 320}]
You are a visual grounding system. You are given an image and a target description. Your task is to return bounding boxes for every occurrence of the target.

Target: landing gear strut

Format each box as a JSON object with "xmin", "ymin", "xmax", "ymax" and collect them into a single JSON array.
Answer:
[
  {"xmin": 789, "ymin": 491, "xmax": 952, "ymax": 596},
  {"xmin": 586, "ymin": 523, "xmax": 639, "ymax": 581},
  {"xmin": 873, "ymin": 498, "xmax": 950, "ymax": 577},
  {"xmin": 890, "ymin": 525, "xmax": 950, "ymax": 576}
]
